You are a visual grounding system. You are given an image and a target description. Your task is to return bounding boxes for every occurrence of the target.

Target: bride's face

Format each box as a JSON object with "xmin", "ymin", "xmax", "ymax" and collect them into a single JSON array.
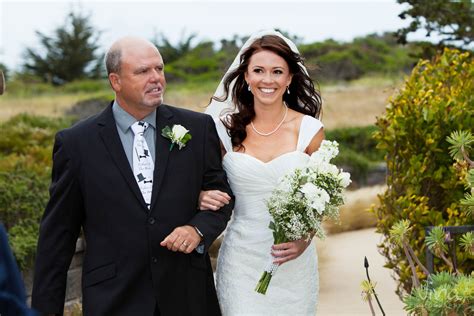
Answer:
[{"xmin": 245, "ymin": 49, "xmax": 292, "ymax": 107}]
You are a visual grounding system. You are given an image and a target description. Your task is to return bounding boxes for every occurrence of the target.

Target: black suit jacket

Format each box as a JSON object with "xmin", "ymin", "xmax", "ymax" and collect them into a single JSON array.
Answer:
[{"xmin": 32, "ymin": 103, "xmax": 234, "ymax": 316}]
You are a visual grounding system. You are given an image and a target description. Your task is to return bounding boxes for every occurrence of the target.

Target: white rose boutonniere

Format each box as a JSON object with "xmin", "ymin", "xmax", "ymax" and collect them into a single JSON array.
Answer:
[{"xmin": 161, "ymin": 124, "xmax": 192, "ymax": 151}]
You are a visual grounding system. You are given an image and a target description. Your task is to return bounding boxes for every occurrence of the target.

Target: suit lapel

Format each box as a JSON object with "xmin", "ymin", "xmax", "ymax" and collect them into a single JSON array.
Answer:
[
  {"xmin": 150, "ymin": 104, "xmax": 173, "ymax": 210},
  {"xmin": 97, "ymin": 104, "xmax": 149, "ymax": 210}
]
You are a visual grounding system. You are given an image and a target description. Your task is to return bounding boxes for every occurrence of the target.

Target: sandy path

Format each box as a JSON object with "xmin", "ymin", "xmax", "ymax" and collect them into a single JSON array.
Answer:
[{"xmin": 316, "ymin": 228, "xmax": 406, "ymax": 315}]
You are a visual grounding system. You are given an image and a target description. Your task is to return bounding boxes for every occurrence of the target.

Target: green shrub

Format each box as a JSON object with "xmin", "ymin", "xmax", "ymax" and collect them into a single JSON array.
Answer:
[
  {"xmin": 403, "ymin": 272, "xmax": 474, "ymax": 315},
  {"xmin": 326, "ymin": 126, "xmax": 384, "ymax": 183},
  {"xmin": 0, "ymin": 114, "xmax": 72, "ymax": 156},
  {"xmin": 326, "ymin": 125, "xmax": 383, "ymax": 162},
  {"xmin": 332, "ymin": 148, "xmax": 371, "ymax": 182},
  {"xmin": 0, "ymin": 114, "xmax": 71, "ymax": 270},
  {"xmin": 387, "ymin": 219, "xmax": 474, "ymax": 315},
  {"xmin": 2, "ymin": 78, "xmax": 109, "ymax": 97},
  {"xmin": 371, "ymin": 48, "xmax": 474, "ymax": 296},
  {"xmin": 300, "ymin": 33, "xmax": 417, "ymax": 81},
  {"xmin": 5, "ymin": 79, "xmax": 55, "ymax": 97},
  {"xmin": 165, "ymin": 41, "xmax": 223, "ymax": 83}
]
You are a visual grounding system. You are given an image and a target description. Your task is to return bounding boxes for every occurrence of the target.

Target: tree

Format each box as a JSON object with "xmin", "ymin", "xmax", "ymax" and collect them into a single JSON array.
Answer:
[
  {"xmin": 396, "ymin": 0, "xmax": 474, "ymax": 47},
  {"xmin": 151, "ymin": 31, "xmax": 197, "ymax": 64},
  {"xmin": 274, "ymin": 29, "xmax": 303, "ymax": 46},
  {"xmin": 23, "ymin": 11, "xmax": 102, "ymax": 85}
]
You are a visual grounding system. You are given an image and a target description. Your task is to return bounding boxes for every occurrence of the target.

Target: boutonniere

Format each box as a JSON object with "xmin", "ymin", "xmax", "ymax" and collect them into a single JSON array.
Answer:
[{"xmin": 161, "ymin": 124, "xmax": 192, "ymax": 151}]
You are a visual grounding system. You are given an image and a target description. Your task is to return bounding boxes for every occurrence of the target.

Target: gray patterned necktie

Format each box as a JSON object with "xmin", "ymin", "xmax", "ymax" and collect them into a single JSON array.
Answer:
[{"xmin": 131, "ymin": 121, "xmax": 154, "ymax": 208}]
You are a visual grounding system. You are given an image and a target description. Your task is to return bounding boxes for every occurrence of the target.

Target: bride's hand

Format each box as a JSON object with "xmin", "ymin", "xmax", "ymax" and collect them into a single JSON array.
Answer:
[
  {"xmin": 198, "ymin": 190, "xmax": 231, "ymax": 211},
  {"xmin": 271, "ymin": 238, "xmax": 312, "ymax": 265}
]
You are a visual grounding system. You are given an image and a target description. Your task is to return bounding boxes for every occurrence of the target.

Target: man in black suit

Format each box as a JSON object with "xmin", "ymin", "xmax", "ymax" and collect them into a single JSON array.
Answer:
[{"xmin": 32, "ymin": 37, "xmax": 234, "ymax": 316}]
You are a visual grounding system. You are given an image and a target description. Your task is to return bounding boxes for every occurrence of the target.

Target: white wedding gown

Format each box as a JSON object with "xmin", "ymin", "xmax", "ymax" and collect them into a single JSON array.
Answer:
[{"xmin": 215, "ymin": 115, "xmax": 323, "ymax": 316}]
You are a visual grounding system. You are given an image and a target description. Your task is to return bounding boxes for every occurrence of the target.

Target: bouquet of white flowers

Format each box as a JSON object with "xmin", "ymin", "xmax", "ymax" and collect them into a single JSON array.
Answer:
[{"xmin": 255, "ymin": 140, "xmax": 351, "ymax": 294}]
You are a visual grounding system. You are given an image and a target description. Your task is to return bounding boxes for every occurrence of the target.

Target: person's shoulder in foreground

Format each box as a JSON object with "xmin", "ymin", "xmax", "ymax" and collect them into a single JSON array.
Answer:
[{"xmin": 0, "ymin": 223, "xmax": 38, "ymax": 316}]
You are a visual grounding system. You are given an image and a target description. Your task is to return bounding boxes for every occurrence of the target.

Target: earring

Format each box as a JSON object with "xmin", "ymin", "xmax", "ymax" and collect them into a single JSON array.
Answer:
[
  {"xmin": 247, "ymin": 84, "xmax": 251, "ymax": 92},
  {"xmin": 286, "ymin": 86, "xmax": 290, "ymax": 95}
]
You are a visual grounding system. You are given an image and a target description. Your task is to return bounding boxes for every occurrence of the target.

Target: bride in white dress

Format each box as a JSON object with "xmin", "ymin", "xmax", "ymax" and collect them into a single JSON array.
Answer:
[{"xmin": 201, "ymin": 30, "xmax": 324, "ymax": 315}]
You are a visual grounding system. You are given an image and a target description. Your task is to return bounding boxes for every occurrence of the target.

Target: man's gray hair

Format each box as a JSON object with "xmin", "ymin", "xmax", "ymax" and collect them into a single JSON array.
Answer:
[{"xmin": 105, "ymin": 47, "xmax": 122, "ymax": 75}]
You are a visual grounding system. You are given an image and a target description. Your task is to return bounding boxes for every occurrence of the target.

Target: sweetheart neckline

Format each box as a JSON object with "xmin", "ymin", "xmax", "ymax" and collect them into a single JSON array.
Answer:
[{"xmin": 224, "ymin": 150, "xmax": 308, "ymax": 164}]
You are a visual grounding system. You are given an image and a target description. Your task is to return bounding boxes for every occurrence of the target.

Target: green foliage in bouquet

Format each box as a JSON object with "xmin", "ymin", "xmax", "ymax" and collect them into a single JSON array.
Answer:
[
  {"xmin": 371, "ymin": 48, "xmax": 474, "ymax": 295},
  {"xmin": 0, "ymin": 114, "xmax": 72, "ymax": 269}
]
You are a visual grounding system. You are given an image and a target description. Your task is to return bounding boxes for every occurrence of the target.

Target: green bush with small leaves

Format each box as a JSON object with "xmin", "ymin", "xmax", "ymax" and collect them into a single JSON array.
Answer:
[
  {"xmin": 371, "ymin": 48, "xmax": 474, "ymax": 296},
  {"xmin": 326, "ymin": 125, "xmax": 384, "ymax": 183},
  {"xmin": 0, "ymin": 114, "xmax": 72, "ymax": 270}
]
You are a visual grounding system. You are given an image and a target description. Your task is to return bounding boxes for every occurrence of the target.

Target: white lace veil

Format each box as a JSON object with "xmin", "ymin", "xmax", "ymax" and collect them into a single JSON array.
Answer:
[{"xmin": 205, "ymin": 29, "xmax": 310, "ymax": 119}]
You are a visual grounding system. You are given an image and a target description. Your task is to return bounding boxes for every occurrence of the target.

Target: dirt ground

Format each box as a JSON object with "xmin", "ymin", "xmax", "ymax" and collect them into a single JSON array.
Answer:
[{"xmin": 316, "ymin": 228, "xmax": 406, "ymax": 315}]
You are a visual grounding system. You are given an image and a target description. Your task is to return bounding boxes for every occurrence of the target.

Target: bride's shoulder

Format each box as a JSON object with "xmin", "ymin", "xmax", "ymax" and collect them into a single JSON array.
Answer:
[
  {"xmin": 299, "ymin": 115, "xmax": 324, "ymax": 134},
  {"xmin": 302, "ymin": 115, "xmax": 323, "ymax": 126},
  {"xmin": 300, "ymin": 115, "xmax": 324, "ymax": 154}
]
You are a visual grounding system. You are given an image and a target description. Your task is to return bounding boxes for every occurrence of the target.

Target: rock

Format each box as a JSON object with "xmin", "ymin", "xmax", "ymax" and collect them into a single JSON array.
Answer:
[{"xmin": 66, "ymin": 97, "xmax": 110, "ymax": 122}]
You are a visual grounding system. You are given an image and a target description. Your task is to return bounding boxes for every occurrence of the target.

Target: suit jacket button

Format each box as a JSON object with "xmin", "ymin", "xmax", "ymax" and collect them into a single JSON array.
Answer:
[
  {"xmin": 148, "ymin": 217, "xmax": 156, "ymax": 225},
  {"xmin": 152, "ymin": 257, "xmax": 158, "ymax": 264}
]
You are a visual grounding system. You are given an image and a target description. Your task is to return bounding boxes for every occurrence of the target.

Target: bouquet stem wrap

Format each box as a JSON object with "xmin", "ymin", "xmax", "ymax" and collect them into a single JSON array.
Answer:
[{"xmin": 255, "ymin": 224, "xmax": 286, "ymax": 294}]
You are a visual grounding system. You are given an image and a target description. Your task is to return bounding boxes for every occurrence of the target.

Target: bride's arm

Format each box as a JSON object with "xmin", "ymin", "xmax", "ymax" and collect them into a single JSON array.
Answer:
[
  {"xmin": 304, "ymin": 128, "xmax": 325, "ymax": 155},
  {"xmin": 271, "ymin": 239, "xmax": 313, "ymax": 265}
]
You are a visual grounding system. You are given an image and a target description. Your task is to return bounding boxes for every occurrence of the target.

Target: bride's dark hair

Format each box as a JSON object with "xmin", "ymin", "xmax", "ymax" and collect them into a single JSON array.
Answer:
[{"xmin": 212, "ymin": 35, "xmax": 322, "ymax": 150}]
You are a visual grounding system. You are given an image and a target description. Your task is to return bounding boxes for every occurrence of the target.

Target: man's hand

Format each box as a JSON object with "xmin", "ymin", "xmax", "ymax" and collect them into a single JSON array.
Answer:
[{"xmin": 160, "ymin": 225, "xmax": 202, "ymax": 254}]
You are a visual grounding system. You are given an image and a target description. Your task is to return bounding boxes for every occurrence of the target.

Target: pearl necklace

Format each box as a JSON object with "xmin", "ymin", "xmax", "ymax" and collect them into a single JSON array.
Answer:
[{"xmin": 250, "ymin": 103, "xmax": 288, "ymax": 137}]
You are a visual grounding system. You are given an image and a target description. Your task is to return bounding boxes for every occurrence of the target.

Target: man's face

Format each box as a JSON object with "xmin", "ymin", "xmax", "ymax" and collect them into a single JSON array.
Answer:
[{"xmin": 112, "ymin": 45, "xmax": 166, "ymax": 114}]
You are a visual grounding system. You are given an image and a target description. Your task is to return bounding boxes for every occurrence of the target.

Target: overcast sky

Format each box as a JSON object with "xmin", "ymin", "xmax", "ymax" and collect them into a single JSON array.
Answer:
[{"xmin": 1, "ymin": 0, "xmax": 418, "ymax": 70}]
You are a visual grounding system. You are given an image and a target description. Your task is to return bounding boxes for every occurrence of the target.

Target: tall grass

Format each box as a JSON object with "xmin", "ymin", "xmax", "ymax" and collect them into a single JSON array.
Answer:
[
  {"xmin": 321, "ymin": 85, "xmax": 398, "ymax": 129},
  {"xmin": 0, "ymin": 76, "xmax": 402, "ymax": 128},
  {"xmin": 0, "ymin": 91, "xmax": 112, "ymax": 122}
]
